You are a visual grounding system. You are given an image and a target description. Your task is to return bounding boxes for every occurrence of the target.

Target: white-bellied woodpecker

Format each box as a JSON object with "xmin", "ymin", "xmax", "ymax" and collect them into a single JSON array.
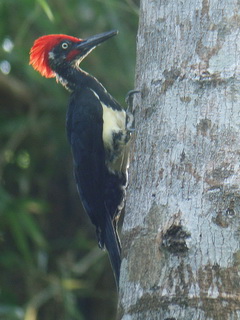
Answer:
[{"xmin": 29, "ymin": 30, "xmax": 133, "ymax": 287}]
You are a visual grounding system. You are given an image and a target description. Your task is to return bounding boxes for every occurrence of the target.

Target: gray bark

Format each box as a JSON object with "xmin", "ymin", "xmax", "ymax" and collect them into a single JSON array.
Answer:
[{"xmin": 118, "ymin": 0, "xmax": 240, "ymax": 319}]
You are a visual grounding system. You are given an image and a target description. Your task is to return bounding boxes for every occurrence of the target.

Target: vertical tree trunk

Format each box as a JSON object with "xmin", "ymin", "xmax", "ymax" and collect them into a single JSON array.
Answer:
[{"xmin": 118, "ymin": 0, "xmax": 240, "ymax": 319}]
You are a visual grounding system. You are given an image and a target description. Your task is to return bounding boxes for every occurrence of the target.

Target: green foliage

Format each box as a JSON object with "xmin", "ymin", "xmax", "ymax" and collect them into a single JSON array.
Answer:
[{"xmin": 0, "ymin": 0, "xmax": 138, "ymax": 319}]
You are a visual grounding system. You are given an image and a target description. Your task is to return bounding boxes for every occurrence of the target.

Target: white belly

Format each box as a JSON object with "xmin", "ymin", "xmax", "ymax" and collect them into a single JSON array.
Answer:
[{"xmin": 101, "ymin": 102, "xmax": 126, "ymax": 149}]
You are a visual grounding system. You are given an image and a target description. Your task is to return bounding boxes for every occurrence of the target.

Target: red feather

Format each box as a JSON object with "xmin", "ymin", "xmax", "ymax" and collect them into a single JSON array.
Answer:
[{"xmin": 29, "ymin": 34, "xmax": 80, "ymax": 78}]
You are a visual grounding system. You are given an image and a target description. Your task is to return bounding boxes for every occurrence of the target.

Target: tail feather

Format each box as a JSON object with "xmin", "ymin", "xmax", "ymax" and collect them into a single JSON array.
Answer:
[{"xmin": 103, "ymin": 213, "xmax": 121, "ymax": 288}]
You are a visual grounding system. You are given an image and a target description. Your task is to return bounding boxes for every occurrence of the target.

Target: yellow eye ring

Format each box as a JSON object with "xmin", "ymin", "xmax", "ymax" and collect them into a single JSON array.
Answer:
[{"xmin": 62, "ymin": 42, "xmax": 68, "ymax": 49}]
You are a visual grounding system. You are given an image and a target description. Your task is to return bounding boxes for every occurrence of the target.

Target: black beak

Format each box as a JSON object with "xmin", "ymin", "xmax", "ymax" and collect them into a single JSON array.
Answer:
[{"xmin": 76, "ymin": 30, "xmax": 118, "ymax": 53}]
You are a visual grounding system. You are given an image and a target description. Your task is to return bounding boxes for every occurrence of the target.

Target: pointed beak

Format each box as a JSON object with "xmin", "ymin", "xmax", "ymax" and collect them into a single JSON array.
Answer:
[{"xmin": 75, "ymin": 30, "xmax": 118, "ymax": 53}]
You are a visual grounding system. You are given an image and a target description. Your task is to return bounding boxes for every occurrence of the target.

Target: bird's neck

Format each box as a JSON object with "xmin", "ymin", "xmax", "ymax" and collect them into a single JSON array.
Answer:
[
  {"xmin": 55, "ymin": 65, "xmax": 93, "ymax": 92},
  {"xmin": 55, "ymin": 64, "xmax": 123, "ymax": 111}
]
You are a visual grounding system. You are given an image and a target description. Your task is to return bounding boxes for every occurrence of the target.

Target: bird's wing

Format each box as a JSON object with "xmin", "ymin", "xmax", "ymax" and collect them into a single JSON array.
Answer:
[
  {"xmin": 67, "ymin": 88, "xmax": 106, "ymax": 228},
  {"xmin": 67, "ymin": 88, "xmax": 121, "ymax": 285}
]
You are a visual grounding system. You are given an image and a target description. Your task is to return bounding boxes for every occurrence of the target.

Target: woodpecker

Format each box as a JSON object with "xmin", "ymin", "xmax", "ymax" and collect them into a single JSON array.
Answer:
[{"xmin": 29, "ymin": 30, "xmax": 133, "ymax": 287}]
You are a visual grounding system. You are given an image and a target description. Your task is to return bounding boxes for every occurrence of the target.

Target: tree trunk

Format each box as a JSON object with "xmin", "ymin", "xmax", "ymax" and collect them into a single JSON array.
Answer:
[{"xmin": 118, "ymin": 0, "xmax": 240, "ymax": 319}]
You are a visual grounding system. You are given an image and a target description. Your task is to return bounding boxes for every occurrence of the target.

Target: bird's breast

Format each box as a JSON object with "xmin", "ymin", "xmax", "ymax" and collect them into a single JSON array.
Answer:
[
  {"xmin": 88, "ymin": 88, "xmax": 130, "ymax": 173},
  {"xmin": 101, "ymin": 102, "xmax": 126, "ymax": 148},
  {"xmin": 101, "ymin": 102, "xmax": 130, "ymax": 173}
]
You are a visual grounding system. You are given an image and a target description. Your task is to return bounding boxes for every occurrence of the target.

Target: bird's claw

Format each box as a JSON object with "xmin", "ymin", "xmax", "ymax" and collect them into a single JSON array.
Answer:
[{"xmin": 125, "ymin": 89, "xmax": 140, "ymax": 111}]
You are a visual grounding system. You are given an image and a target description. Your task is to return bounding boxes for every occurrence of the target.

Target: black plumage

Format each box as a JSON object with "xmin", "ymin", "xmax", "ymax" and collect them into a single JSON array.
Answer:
[{"xmin": 30, "ymin": 30, "xmax": 132, "ymax": 287}]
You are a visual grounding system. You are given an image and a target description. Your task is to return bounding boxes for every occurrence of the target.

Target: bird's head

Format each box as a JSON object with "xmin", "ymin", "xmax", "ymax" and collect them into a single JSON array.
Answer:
[{"xmin": 29, "ymin": 30, "xmax": 118, "ymax": 79}]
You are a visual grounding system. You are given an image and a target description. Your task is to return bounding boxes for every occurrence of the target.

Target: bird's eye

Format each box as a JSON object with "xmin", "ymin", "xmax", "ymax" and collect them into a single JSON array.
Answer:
[{"xmin": 62, "ymin": 42, "xmax": 69, "ymax": 50}]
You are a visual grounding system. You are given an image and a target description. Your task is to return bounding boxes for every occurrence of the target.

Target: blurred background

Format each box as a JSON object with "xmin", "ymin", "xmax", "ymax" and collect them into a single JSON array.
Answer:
[{"xmin": 0, "ymin": 0, "xmax": 138, "ymax": 319}]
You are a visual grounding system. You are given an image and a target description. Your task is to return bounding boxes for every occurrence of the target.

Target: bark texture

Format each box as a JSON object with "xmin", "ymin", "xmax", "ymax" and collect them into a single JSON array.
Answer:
[{"xmin": 118, "ymin": 0, "xmax": 240, "ymax": 319}]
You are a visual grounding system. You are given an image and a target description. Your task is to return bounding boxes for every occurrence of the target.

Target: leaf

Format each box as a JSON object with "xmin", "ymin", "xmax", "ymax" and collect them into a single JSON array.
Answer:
[
  {"xmin": 37, "ymin": 0, "xmax": 54, "ymax": 21},
  {"xmin": 7, "ymin": 210, "xmax": 32, "ymax": 263},
  {"xmin": 0, "ymin": 305, "xmax": 24, "ymax": 320},
  {"xmin": 20, "ymin": 208, "xmax": 46, "ymax": 248}
]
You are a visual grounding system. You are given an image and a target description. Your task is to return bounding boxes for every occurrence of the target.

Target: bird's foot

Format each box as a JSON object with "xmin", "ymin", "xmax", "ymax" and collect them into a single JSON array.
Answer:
[
  {"xmin": 126, "ymin": 111, "xmax": 135, "ymax": 133},
  {"xmin": 125, "ymin": 89, "xmax": 140, "ymax": 112},
  {"xmin": 125, "ymin": 89, "xmax": 140, "ymax": 132}
]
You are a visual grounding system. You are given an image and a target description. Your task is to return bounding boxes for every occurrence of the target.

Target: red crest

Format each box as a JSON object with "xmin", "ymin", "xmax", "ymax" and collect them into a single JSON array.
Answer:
[{"xmin": 29, "ymin": 34, "xmax": 80, "ymax": 78}]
